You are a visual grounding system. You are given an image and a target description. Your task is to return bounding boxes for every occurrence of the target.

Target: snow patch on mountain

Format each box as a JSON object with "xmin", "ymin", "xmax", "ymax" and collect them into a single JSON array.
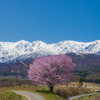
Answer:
[{"xmin": 0, "ymin": 40, "xmax": 100, "ymax": 63}]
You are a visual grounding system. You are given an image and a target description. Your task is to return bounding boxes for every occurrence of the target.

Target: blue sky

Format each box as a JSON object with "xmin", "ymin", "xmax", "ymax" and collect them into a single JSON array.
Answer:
[{"xmin": 0, "ymin": 0, "xmax": 100, "ymax": 44}]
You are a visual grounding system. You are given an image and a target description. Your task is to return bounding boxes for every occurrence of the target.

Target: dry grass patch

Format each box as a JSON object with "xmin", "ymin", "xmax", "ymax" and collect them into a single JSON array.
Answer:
[
  {"xmin": 93, "ymin": 95, "xmax": 100, "ymax": 100},
  {"xmin": 54, "ymin": 87, "xmax": 95, "ymax": 99}
]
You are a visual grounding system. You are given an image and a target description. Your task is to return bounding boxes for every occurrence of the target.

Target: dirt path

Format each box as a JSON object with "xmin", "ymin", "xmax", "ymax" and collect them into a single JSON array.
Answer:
[
  {"xmin": 67, "ymin": 93, "xmax": 100, "ymax": 100},
  {"xmin": 11, "ymin": 90, "xmax": 44, "ymax": 100}
]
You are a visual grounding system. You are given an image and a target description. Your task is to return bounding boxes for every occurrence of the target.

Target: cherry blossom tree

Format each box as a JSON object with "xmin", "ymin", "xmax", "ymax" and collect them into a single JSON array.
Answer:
[{"xmin": 28, "ymin": 54, "xmax": 74, "ymax": 92}]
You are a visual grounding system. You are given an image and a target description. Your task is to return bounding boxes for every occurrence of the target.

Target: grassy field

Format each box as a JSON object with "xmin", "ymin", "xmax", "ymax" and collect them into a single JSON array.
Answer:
[
  {"xmin": 68, "ymin": 82, "xmax": 100, "ymax": 92},
  {"xmin": 0, "ymin": 84, "xmax": 95, "ymax": 100},
  {"xmin": 68, "ymin": 82, "xmax": 100, "ymax": 100},
  {"xmin": 0, "ymin": 91, "xmax": 27, "ymax": 100},
  {"xmin": 73, "ymin": 94, "xmax": 100, "ymax": 100},
  {"xmin": 0, "ymin": 80, "xmax": 99, "ymax": 100},
  {"xmin": 0, "ymin": 86, "xmax": 64, "ymax": 100}
]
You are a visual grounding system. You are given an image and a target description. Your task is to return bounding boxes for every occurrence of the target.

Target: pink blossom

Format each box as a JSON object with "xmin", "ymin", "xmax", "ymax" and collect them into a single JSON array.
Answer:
[{"xmin": 28, "ymin": 54, "xmax": 74, "ymax": 91}]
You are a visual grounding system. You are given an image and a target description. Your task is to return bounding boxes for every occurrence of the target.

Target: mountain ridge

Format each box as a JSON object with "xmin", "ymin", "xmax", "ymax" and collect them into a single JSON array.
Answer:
[{"xmin": 0, "ymin": 40, "xmax": 100, "ymax": 63}]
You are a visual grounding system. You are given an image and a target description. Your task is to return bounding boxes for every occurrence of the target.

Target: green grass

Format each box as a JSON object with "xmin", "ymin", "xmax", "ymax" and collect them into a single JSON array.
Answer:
[
  {"xmin": 0, "ymin": 91, "xmax": 27, "ymax": 100},
  {"xmin": 73, "ymin": 94, "xmax": 100, "ymax": 100},
  {"xmin": 0, "ymin": 85, "xmax": 95, "ymax": 100},
  {"xmin": 0, "ymin": 86, "xmax": 64, "ymax": 100},
  {"xmin": 35, "ymin": 88, "xmax": 64, "ymax": 100},
  {"xmin": 0, "ymin": 83, "xmax": 95, "ymax": 100},
  {"xmin": 0, "ymin": 79, "xmax": 97, "ymax": 100}
]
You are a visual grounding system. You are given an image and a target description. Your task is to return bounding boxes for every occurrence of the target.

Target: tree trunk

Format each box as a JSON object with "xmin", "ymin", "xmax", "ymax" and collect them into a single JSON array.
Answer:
[{"xmin": 49, "ymin": 86, "xmax": 53, "ymax": 92}]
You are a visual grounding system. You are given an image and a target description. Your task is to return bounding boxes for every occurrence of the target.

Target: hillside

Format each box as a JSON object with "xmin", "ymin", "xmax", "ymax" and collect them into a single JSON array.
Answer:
[
  {"xmin": 0, "ymin": 59, "xmax": 34, "ymax": 76},
  {"xmin": 0, "ymin": 53, "xmax": 100, "ymax": 82},
  {"xmin": 67, "ymin": 53, "xmax": 100, "ymax": 80}
]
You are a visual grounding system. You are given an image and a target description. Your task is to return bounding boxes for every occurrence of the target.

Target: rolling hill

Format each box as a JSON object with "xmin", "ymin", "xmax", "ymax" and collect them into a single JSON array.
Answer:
[{"xmin": 0, "ymin": 53, "xmax": 100, "ymax": 82}]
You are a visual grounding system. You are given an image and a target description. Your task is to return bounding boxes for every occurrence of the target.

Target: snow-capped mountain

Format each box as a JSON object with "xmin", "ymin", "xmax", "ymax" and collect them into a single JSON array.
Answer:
[{"xmin": 0, "ymin": 40, "xmax": 100, "ymax": 63}]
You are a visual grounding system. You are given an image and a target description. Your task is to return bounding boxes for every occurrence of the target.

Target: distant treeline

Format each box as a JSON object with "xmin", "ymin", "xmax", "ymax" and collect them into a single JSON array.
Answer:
[
  {"xmin": 72, "ymin": 74, "xmax": 100, "ymax": 84},
  {"xmin": 84, "ymin": 78, "xmax": 100, "ymax": 83},
  {"xmin": 0, "ymin": 71, "xmax": 27, "ymax": 76},
  {"xmin": 0, "ymin": 79, "xmax": 33, "ymax": 87}
]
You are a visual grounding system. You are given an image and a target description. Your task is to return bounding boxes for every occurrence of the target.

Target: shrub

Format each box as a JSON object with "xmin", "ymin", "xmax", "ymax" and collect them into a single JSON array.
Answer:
[
  {"xmin": 54, "ymin": 88, "xmax": 69, "ymax": 98},
  {"xmin": 78, "ymin": 77, "xmax": 83, "ymax": 87}
]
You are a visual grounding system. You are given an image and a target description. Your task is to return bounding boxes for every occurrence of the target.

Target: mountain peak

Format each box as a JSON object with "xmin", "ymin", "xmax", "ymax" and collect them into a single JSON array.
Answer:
[
  {"xmin": 17, "ymin": 40, "xmax": 29, "ymax": 43},
  {"xmin": 0, "ymin": 40, "xmax": 100, "ymax": 63}
]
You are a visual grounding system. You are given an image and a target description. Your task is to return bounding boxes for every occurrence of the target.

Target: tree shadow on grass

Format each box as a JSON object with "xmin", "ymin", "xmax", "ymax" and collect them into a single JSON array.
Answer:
[{"xmin": 36, "ymin": 89, "xmax": 55, "ymax": 94}]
